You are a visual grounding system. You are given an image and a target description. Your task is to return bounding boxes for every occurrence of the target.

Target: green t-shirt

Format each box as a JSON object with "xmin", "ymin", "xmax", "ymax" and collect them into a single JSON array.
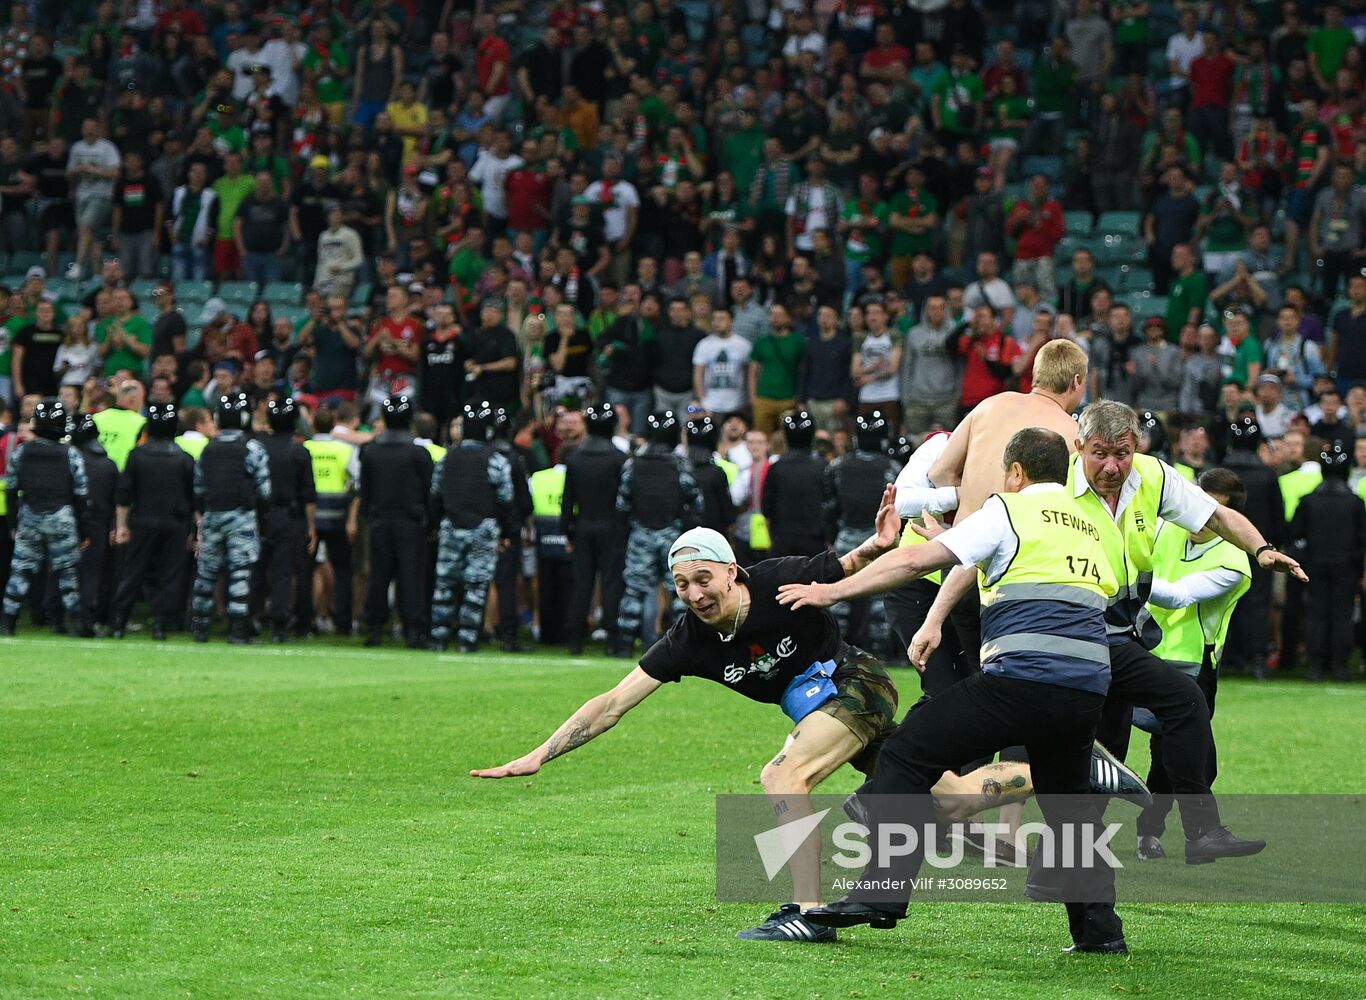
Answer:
[
  {"xmin": 1201, "ymin": 195, "xmax": 1248, "ymax": 252},
  {"xmin": 180, "ymin": 386, "xmax": 207, "ymax": 409},
  {"xmin": 751, "ymin": 331, "xmax": 805, "ymax": 400},
  {"xmin": 1166, "ymin": 270, "xmax": 1210, "ymax": 338},
  {"xmin": 95, "ymin": 313, "xmax": 154, "ymax": 376},
  {"xmin": 888, "ymin": 188, "xmax": 938, "ymax": 257},
  {"xmin": 933, "ymin": 71, "xmax": 985, "ymax": 134},
  {"xmin": 1113, "ymin": 2, "xmax": 1149, "ymax": 44},
  {"xmin": 841, "ymin": 197, "xmax": 890, "ymax": 262},
  {"xmin": 448, "ymin": 247, "xmax": 490, "ymax": 303},
  {"xmin": 208, "ymin": 121, "xmax": 248, "ymax": 154},
  {"xmin": 301, "ymin": 42, "xmax": 351, "ymax": 105},
  {"xmin": 1306, "ymin": 26, "xmax": 1355, "ymax": 79},
  {"xmin": 987, "ymin": 95, "xmax": 1031, "ymax": 142},
  {"xmin": 1229, "ymin": 334, "xmax": 1263, "ymax": 387},
  {"xmin": 1032, "ymin": 57, "xmax": 1077, "ymax": 116},
  {"xmin": 212, "ymin": 175, "xmax": 256, "ymax": 233}
]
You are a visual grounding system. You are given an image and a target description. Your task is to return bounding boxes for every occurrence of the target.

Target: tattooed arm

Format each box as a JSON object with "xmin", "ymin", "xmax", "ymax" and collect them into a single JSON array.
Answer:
[{"xmin": 470, "ymin": 668, "xmax": 663, "ymax": 778}]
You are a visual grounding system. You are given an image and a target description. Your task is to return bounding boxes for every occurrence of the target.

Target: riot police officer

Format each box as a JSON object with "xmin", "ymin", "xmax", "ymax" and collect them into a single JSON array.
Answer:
[
  {"xmin": 683, "ymin": 415, "xmax": 736, "ymax": 534},
  {"xmin": 1291, "ymin": 441, "xmax": 1363, "ymax": 681},
  {"xmin": 1, "ymin": 398, "xmax": 89, "ymax": 636},
  {"xmin": 888, "ymin": 435, "xmax": 914, "ymax": 468},
  {"xmin": 762, "ymin": 409, "xmax": 826, "ymax": 557},
  {"xmin": 68, "ymin": 414, "xmax": 118, "ymax": 636},
  {"xmin": 430, "ymin": 400, "xmax": 516, "ymax": 653},
  {"xmin": 111, "ymin": 401, "xmax": 195, "ymax": 639},
  {"xmin": 615, "ymin": 411, "xmax": 702, "ymax": 652},
  {"xmin": 489, "ymin": 405, "xmax": 533, "ymax": 652},
  {"xmin": 563, "ymin": 402, "xmax": 629, "ymax": 655},
  {"xmin": 1220, "ymin": 416, "xmax": 1284, "ymax": 680},
  {"xmin": 191, "ymin": 391, "xmax": 272, "ymax": 644},
  {"xmin": 255, "ymin": 397, "xmax": 318, "ymax": 643},
  {"xmin": 360, "ymin": 394, "xmax": 434, "ymax": 648},
  {"xmin": 823, "ymin": 410, "xmax": 898, "ymax": 652}
]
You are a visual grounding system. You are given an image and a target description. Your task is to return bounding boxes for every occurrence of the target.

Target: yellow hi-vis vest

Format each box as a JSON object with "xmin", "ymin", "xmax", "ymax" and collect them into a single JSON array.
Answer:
[
  {"xmin": 716, "ymin": 456, "xmax": 738, "ymax": 486},
  {"xmin": 1067, "ymin": 451, "xmax": 1167, "ymax": 646},
  {"xmin": 92, "ymin": 407, "xmax": 147, "ymax": 471},
  {"xmin": 304, "ymin": 437, "xmax": 354, "ymax": 527},
  {"xmin": 423, "ymin": 442, "xmax": 446, "ymax": 463},
  {"xmin": 1280, "ymin": 465, "xmax": 1322, "ymax": 519},
  {"xmin": 1148, "ymin": 521, "xmax": 1250, "ymax": 674},
  {"xmin": 175, "ymin": 434, "xmax": 208, "ymax": 460},
  {"xmin": 898, "ymin": 512, "xmax": 943, "ymax": 584},
  {"xmin": 977, "ymin": 488, "xmax": 1118, "ymax": 693}
]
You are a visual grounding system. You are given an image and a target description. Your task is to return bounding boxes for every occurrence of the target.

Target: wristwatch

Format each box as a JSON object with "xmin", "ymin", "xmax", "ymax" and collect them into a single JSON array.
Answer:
[{"xmin": 1254, "ymin": 543, "xmax": 1276, "ymax": 559}]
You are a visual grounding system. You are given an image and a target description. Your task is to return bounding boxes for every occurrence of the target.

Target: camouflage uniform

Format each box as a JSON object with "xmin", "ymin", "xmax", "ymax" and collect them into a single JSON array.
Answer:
[
  {"xmin": 3, "ymin": 440, "xmax": 89, "ymax": 617},
  {"xmin": 190, "ymin": 431, "xmax": 272, "ymax": 628},
  {"xmin": 430, "ymin": 443, "xmax": 514, "ymax": 647},
  {"xmin": 615, "ymin": 449, "xmax": 701, "ymax": 642}
]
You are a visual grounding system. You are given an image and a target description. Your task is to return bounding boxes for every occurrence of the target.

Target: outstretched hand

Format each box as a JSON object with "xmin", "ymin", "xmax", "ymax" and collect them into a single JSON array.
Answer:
[
  {"xmin": 873, "ymin": 484, "xmax": 900, "ymax": 549},
  {"xmin": 908, "ymin": 621, "xmax": 941, "ymax": 673},
  {"xmin": 470, "ymin": 752, "xmax": 542, "ymax": 779},
  {"xmin": 777, "ymin": 581, "xmax": 835, "ymax": 610},
  {"xmin": 1259, "ymin": 549, "xmax": 1308, "ymax": 583}
]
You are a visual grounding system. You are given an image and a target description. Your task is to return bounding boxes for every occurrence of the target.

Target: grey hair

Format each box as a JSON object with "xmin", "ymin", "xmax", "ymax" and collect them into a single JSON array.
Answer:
[{"xmin": 1077, "ymin": 400, "xmax": 1141, "ymax": 445}]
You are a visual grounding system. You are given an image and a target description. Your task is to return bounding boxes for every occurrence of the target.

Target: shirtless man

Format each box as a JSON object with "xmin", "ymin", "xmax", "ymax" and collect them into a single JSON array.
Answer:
[{"xmin": 930, "ymin": 339, "xmax": 1089, "ymax": 518}]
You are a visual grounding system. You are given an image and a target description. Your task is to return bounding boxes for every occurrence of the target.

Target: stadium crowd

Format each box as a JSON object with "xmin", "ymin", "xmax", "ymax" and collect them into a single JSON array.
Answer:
[{"xmin": 0, "ymin": 0, "xmax": 1362, "ymax": 674}]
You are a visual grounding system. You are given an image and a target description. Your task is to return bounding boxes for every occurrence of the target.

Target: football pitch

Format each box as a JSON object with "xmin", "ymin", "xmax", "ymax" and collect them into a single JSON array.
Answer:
[{"xmin": 2, "ymin": 635, "xmax": 1363, "ymax": 999}]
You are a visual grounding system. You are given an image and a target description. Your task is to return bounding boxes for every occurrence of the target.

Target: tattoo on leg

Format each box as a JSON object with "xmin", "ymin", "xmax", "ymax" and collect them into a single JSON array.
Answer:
[
  {"xmin": 771, "ymin": 753, "xmax": 786, "ymax": 767},
  {"xmin": 543, "ymin": 719, "xmax": 592, "ymax": 762},
  {"xmin": 982, "ymin": 777, "xmax": 1003, "ymax": 803},
  {"xmin": 773, "ymin": 800, "xmax": 789, "ymax": 817},
  {"xmin": 1007, "ymin": 776, "xmax": 1026, "ymax": 790}
]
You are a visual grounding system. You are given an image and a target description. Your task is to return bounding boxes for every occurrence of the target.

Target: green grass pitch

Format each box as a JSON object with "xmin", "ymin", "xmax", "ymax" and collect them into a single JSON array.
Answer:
[{"xmin": 1, "ymin": 635, "xmax": 1363, "ymax": 998}]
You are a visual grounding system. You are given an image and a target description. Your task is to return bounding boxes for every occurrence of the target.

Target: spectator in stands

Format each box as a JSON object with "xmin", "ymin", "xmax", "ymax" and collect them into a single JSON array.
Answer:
[
  {"xmin": 957, "ymin": 304, "xmax": 1019, "ymax": 415},
  {"xmin": 1165, "ymin": 243, "xmax": 1209, "ymax": 338},
  {"xmin": 1308, "ymin": 164, "xmax": 1366, "ymax": 301},
  {"xmin": 1264, "ymin": 304, "xmax": 1325, "ymax": 409},
  {"xmin": 1254, "ymin": 373, "xmax": 1294, "ymax": 438},
  {"xmin": 1058, "ymin": 248, "xmax": 1110, "ymax": 323},
  {"xmin": 749, "ymin": 302, "xmax": 804, "ymax": 435},
  {"xmin": 963, "ymin": 250, "xmax": 1014, "ymax": 319},
  {"xmin": 1180, "ymin": 322, "xmax": 1225, "ymax": 416},
  {"xmin": 1146, "ymin": 166, "xmax": 1201, "ymax": 294},
  {"xmin": 1007, "ymin": 174, "xmax": 1065, "ymax": 301},
  {"xmin": 1331, "ymin": 274, "xmax": 1366, "ymax": 395}
]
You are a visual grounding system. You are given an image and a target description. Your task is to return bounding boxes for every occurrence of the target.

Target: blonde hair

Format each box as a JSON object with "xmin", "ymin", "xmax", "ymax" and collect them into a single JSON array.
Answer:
[
  {"xmin": 1032, "ymin": 339, "xmax": 1088, "ymax": 393},
  {"xmin": 64, "ymin": 315, "xmax": 89, "ymax": 346}
]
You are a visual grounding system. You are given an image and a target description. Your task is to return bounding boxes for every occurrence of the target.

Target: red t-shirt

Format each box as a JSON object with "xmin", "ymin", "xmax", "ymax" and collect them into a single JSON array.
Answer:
[
  {"xmin": 1189, "ymin": 53, "xmax": 1234, "ymax": 109},
  {"xmin": 958, "ymin": 329, "xmax": 1021, "ymax": 408},
  {"xmin": 369, "ymin": 316, "xmax": 422, "ymax": 379},
  {"xmin": 504, "ymin": 169, "xmax": 550, "ymax": 231},
  {"xmin": 1007, "ymin": 198, "xmax": 1065, "ymax": 261},
  {"xmin": 477, "ymin": 35, "xmax": 511, "ymax": 96},
  {"xmin": 863, "ymin": 44, "xmax": 910, "ymax": 73}
]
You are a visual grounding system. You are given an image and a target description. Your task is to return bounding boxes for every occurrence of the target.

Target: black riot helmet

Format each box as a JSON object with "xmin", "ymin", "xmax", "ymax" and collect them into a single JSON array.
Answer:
[
  {"xmin": 215, "ymin": 391, "xmax": 251, "ymax": 431},
  {"xmin": 381, "ymin": 394, "xmax": 413, "ymax": 430},
  {"xmin": 647, "ymin": 410, "xmax": 680, "ymax": 447},
  {"xmin": 1137, "ymin": 409, "xmax": 1167, "ymax": 457},
  {"xmin": 585, "ymin": 402, "xmax": 618, "ymax": 439},
  {"xmin": 490, "ymin": 405, "xmax": 512, "ymax": 441},
  {"xmin": 782, "ymin": 409, "xmax": 815, "ymax": 450},
  {"xmin": 266, "ymin": 396, "xmax": 298, "ymax": 433},
  {"xmin": 70, "ymin": 412, "xmax": 100, "ymax": 446},
  {"xmin": 685, "ymin": 414, "xmax": 717, "ymax": 451},
  {"xmin": 146, "ymin": 401, "xmax": 179, "ymax": 439},
  {"xmin": 31, "ymin": 397, "xmax": 69, "ymax": 441},
  {"xmin": 855, "ymin": 410, "xmax": 889, "ymax": 452},
  {"xmin": 888, "ymin": 434, "xmax": 915, "ymax": 467},
  {"xmin": 1320, "ymin": 440, "xmax": 1351, "ymax": 480},
  {"xmin": 1227, "ymin": 414, "xmax": 1263, "ymax": 452},
  {"xmin": 461, "ymin": 400, "xmax": 495, "ymax": 443}
]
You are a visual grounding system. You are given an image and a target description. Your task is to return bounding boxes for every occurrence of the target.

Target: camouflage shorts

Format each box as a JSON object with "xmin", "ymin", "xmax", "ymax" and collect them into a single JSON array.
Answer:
[{"xmin": 820, "ymin": 646, "xmax": 900, "ymax": 778}]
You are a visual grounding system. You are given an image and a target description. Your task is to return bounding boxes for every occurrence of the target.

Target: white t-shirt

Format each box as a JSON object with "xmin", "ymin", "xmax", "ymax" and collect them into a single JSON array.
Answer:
[
  {"xmin": 785, "ymin": 185, "xmax": 838, "ymax": 252},
  {"xmin": 1165, "ymin": 32, "xmax": 1204, "ymax": 84},
  {"xmin": 469, "ymin": 150, "xmax": 525, "ymax": 219},
  {"xmin": 855, "ymin": 329, "xmax": 902, "ymax": 404},
  {"xmin": 67, "ymin": 139, "xmax": 120, "ymax": 200},
  {"xmin": 692, "ymin": 333, "xmax": 752, "ymax": 415},
  {"xmin": 963, "ymin": 277, "xmax": 1016, "ymax": 314},
  {"xmin": 226, "ymin": 46, "xmax": 265, "ymax": 100},
  {"xmin": 582, "ymin": 180, "xmax": 640, "ymax": 244},
  {"xmin": 893, "ymin": 432, "xmax": 958, "ymax": 518},
  {"xmin": 260, "ymin": 38, "xmax": 306, "ymax": 106}
]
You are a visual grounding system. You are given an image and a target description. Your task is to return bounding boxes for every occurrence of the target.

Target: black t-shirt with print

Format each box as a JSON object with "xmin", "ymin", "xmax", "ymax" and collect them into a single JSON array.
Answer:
[{"xmin": 639, "ymin": 552, "xmax": 847, "ymax": 705}]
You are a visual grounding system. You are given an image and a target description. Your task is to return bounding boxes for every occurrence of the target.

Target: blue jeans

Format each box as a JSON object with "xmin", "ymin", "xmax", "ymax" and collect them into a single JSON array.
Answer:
[
  {"xmin": 171, "ymin": 243, "xmax": 210, "ymax": 281},
  {"xmin": 605, "ymin": 387, "xmax": 651, "ymax": 439},
  {"xmin": 243, "ymin": 252, "xmax": 281, "ymax": 287}
]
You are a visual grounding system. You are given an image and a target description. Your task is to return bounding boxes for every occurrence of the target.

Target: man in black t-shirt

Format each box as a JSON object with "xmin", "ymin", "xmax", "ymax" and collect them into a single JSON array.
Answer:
[
  {"xmin": 12, "ymin": 299, "xmax": 64, "ymax": 398},
  {"xmin": 112, "ymin": 151, "xmax": 165, "ymax": 280},
  {"xmin": 235, "ymin": 172, "xmax": 290, "ymax": 288},
  {"xmin": 473, "ymin": 504, "xmax": 904, "ymax": 944}
]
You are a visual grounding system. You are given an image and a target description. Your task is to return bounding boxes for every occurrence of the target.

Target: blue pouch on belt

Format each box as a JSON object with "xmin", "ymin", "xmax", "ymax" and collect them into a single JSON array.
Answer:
[{"xmin": 780, "ymin": 659, "xmax": 839, "ymax": 723}]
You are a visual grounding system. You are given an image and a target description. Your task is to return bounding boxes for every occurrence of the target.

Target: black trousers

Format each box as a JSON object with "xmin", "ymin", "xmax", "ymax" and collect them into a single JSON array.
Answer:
[
  {"xmin": 1098, "ymin": 640, "xmax": 1220, "ymax": 834},
  {"xmin": 364, "ymin": 517, "xmax": 426, "ymax": 635},
  {"xmin": 1138, "ymin": 659, "xmax": 1218, "ymax": 838},
  {"xmin": 79, "ymin": 522, "xmax": 115, "ymax": 625},
  {"xmin": 1305, "ymin": 562, "xmax": 1356, "ymax": 672},
  {"xmin": 494, "ymin": 537, "xmax": 521, "ymax": 641},
  {"xmin": 1280, "ymin": 577, "xmax": 1306, "ymax": 668},
  {"xmin": 854, "ymin": 672, "xmax": 1121, "ymax": 946},
  {"xmin": 1223, "ymin": 563, "xmax": 1270, "ymax": 671},
  {"xmin": 112, "ymin": 517, "xmax": 191, "ymax": 622},
  {"xmin": 537, "ymin": 555, "xmax": 574, "ymax": 645},
  {"xmin": 315, "ymin": 525, "xmax": 354, "ymax": 634},
  {"xmin": 259, "ymin": 509, "xmax": 309, "ymax": 627},
  {"xmin": 769, "ymin": 533, "xmax": 826, "ymax": 558},
  {"xmin": 568, "ymin": 518, "xmax": 626, "ymax": 645},
  {"xmin": 884, "ymin": 579, "xmax": 981, "ymax": 698}
]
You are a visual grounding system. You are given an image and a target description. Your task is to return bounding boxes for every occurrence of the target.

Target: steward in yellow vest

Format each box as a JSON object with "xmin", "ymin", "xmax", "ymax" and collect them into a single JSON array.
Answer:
[
  {"xmin": 530, "ymin": 455, "xmax": 574, "ymax": 645},
  {"xmin": 302, "ymin": 407, "xmax": 359, "ymax": 636}
]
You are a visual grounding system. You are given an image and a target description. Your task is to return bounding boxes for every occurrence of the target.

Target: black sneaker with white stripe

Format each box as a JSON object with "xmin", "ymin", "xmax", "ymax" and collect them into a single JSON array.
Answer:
[
  {"xmin": 735, "ymin": 903, "xmax": 837, "ymax": 942},
  {"xmin": 1089, "ymin": 742, "xmax": 1153, "ymax": 807}
]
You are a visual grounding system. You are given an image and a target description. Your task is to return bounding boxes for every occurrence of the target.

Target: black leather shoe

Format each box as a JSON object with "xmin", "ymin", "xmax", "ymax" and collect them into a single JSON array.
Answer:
[
  {"xmin": 0, "ymin": 613, "xmax": 16, "ymax": 636},
  {"xmin": 1186, "ymin": 826, "xmax": 1266, "ymax": 865},
  {"xmin": 363, "ymin": 632, "xmax": 382, "ymax": 647},
  {"xmin": 1063, "ymin": 938, "xmax": 1128, "ymax": 955},
  {"xmin": 802, "ymin": 898, "xmax": 900, "ymax": 929},
  {"xmin": 192, "ymin": 626, "xmax": 209, "ymax": 643},
  {"xmin": 1136, "ymin": 835, "xmax": 1166, "ymax": 860},
  {"xmin": 152, "ymin": 619, "xmax": 167, "ymax": 641}
]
